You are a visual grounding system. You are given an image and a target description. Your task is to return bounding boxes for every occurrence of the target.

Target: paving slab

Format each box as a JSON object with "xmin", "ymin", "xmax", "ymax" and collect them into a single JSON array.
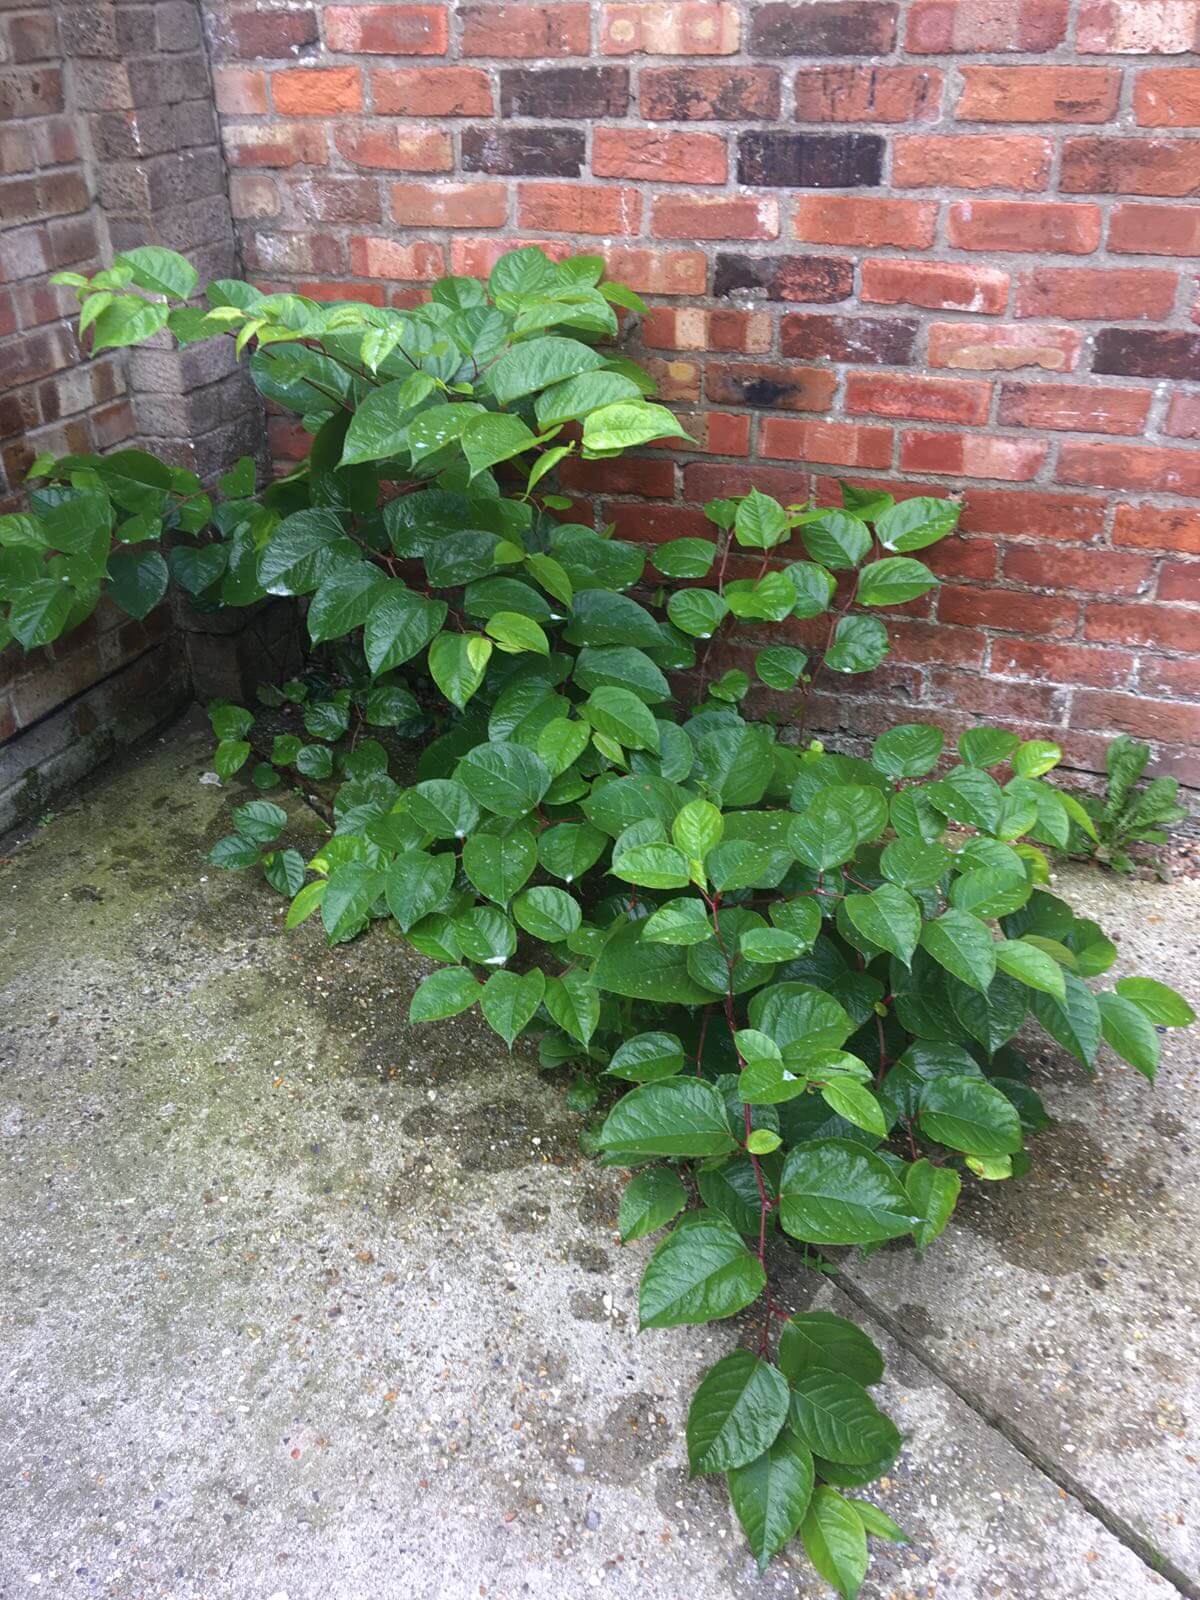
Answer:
[
  {"xmin": 841, "ymin": 865, "xmax": 1200, "ymax": 1591},
  {"xmin": 0, "ymin": 715, "xmax": 1188, "ymax": 1600}
]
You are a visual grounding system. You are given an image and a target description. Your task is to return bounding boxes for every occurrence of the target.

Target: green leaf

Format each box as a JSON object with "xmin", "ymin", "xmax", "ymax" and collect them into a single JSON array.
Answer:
[
  {"xmin": 1098, "ymin": 992, "xmax": 1160, "ymax": 1080},
  {"xmin": 262, "ymin": 848, "xmax": 305, "ymax": 896},
  {"xmin": 801, "ymin": 1488, "xmax": 868, "ymax": 1600},
  {"xmin": 802, "ymin": 510, "xmax": 871, "ymax": 570},
  {"xmin": 457, "ymin": 741, "xmax": 553, "ymax": 818},
  {"xmin": 851, "ymin": 1500, "xmax": 907, "ymax": 1543},
  {"xmin": 755, "ymin": 645, "xmax": 808, "ymax": 691},
  {"xmin": 605, "ymin": 1031, "xmax": 686, "ymax": 1082},
  {"xmin": 208, "ymin": 833, "xmax": 260, "ymax": 869},
  {"xmin": 485, "ymin": 609, "xmax": 550, "ymax": 656},
  {"xmin": 114, "ymin": 245, "xmax": 198, "ymax": 300},
  {"xmin": 779, "ymin": 1312, "xmax": 884, "ymax": 1388},
  {"xmin": 429, "ymin": 631, "xmax": 494, "ymax": 711},
  {"xmin": 874, "ymin": 496, "xmax": 959, "ymax": 553},
  {"xmin": 789, "ymin": 791, "xmax": 858, "ymax": 871},
  {"xmin": 598, "ymin": 1078, "xmax": 736, "ymax": 1160},
  {"xmin": 724, "ymin": 571, "xmax": 797, "ymax": 622},
  {"xmin": 843, "ymin": 884, "xmax": 921, "ymax": 965},
  {"xmin": 652, "ymin": 537, "xmax": 717, "ymax": 579},
  {"xmin": 619, "ymin": 1168, "xmax": 687, "ymax": 1242},
  {"xmin": 672, "ymin": 799, "xmax": 723, "ymax": 862},
  {"xmin": 734, "ymin": 489, "xmax": 789, "ymax": 550},
  {"xmin": 1030, "ymin": 972, "xmax": 1101, "ymax": 1065},
  {"xmin": 407, "ymin": 778, "xmax": 480, "ymax": 841},
  {"xmin": 779, "ymin": 1139, "xmax": 918, "ymax": 1246},
  {"xmin": 7, "ymin": 577, "xmax": 74, "ymax": 647},
  {"xmin": 857, "ymin": 556, "xmax": 937, "ymax": 607},
  {"xmin": 611, "ymin": 843, "xmax": 691, "ymax": 890},
  {"xmin": 906, "ymin": 1158, "xmax": 961, "ymax": 1251},
  {"xmin": 232, "ymin": 799, "xmax": 287, "ymax": 844},
  {"xmin": 534, "ymin": 368, "xmax": 642, "ymax": 429},
  {"xmin": 821, "ymin": 1080, "xmax": 888, "ymax": 1138},
  {"xmin": 462, "ymin": 825, "xmax": 537, "ymax": 903},
  {"xmin": 638, "ymin": 1212, "xmax": 766, "ymax": 1329},
  {"xmin": 949, "ymin": 866, "xmax": 1031, "ymax": 920},
  {"xmin": 582, "ymin": 400, "xmax": 683, "ymax": 454},
  {"xmin": 667, "ymin": 587, "xmax": 728, "ymax": 639},
  {"xmin": 89, "ymin": 294, "xmax": 170, "ymax": 352},
  {"xmin": 994, "ymin": 938, "xmax": 1066, "ymax": 1001},
  {"xmin": 307, "ymin": 563, "xmax": 388, "ymax": 645},
  {"xmin": 513, "ymin": 885, "xmax": 581, "ymax": 942},
  {"xmin": 409, "ymin": 966, "xmax": 481, "ymax": 1023},
  {"xmin": 384, "ymin": 849, "xmax": 455, "ymax": 932},
  {"xmin": 341, "ymin": 373, "xmax": 435, "ymax": 464},
  {"xmin": 919, "ymin": 1075, "xmax": 1023, "ymax": 1157},
  {"xmin": 1115, "ymin": 976, "xmax": 1195, "ymax": 1027},
  {"xmin": 593, "ymin": 915, "xmax": 712, "ymax": 1003},
  {"xmin": 536, "ymin": 718, "xmax": 590, "ymax": 778},
  {"xmin": 462, "ymin": 412, "xmax": 540, "ymax": 478},
  {"xmin": 213, "ymin": 738, "xmax": 251, "ymax": 780},
  {"xmin": 285, "ymin": 878, "xmax": 326, "ymax": 928},
  {"xmin": 825, "ymin": 614, "xmax": 888, "ymax": 674},
  {"xmin": 106, "ymin": 548, "xmax": 169, "ymax": 620},
  {"xmin": 687, "ymin": 1352, "xmax": 789, "ymax": 1476},
  {"xmin": 584, "ymin": 685, "xmax": 661, "ymax": 752},
  {"xmin": 728, "ymin": 1431, "xmax": 815, "ymax": 1572},
  {"xmin": 880, "ymin": 837, "xmax": 951, "ymax": 891},
  {"xmin": 872, "ymin": 722, "xmax": 943, "ymax": 780},
  {"xmin": 919, "ymin": 910, "xmax": 996, "ymax": 992},
  {"xmin": 739, "ymin": 927, "xmax": 808, "ymax": 964},
  {"xmin": 321, "ymin": 861, "xmax": 383, "ymax": 943},
  {"xmin": 489, "ymin": 335, "xmax": 605, "ymax": 405},
  {"xmin": 543, "ymin": 969, "xmax": 599, "ymax": 1045},
  {"xmin": 481, "ymin": 968, "xmax": 545, "ymax": 1048},
  {"xmin": 537, "ymin": 820, "xmax": 606, "ymax": 883},
  {"xmin": 788, "ymin": 1372, "xmax": 901, "ymax": 1466},
  {"xmin": 928, "ymin": 765, "xmax": 1003, "ymax": 835},
  {"xmin": 364, "ymin": 585, "xmax": 447, "ymax": 676},
  {"xmin": 168, "ymin": 542, "xmax": 227, "ymax": 595}
]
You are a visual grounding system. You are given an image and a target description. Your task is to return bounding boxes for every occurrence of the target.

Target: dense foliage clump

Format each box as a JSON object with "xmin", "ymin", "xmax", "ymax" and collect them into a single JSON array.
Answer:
[{"xmin": 2, "ymin": 245, "xmax": 1193, "ymax": 1596}]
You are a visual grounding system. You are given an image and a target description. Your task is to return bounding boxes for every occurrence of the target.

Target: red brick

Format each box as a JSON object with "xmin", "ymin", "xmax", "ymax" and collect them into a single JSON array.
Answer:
[
  {"xmin": 846, "ymin": 373, "xmax": 991, "ymax": 424},
  {"xmin": 1077, "ymin": 1, "xmax": 1200, "ymax": 53},
  {"xmin": 893, "ymin": 134, "xmax": 1051, "ymax": 192},
  {"xmin": 1166, "ymin": 393, "xmax": 1200, "ymax": 440},
  {"xmin": 782, "ymin": 312, "xmax": 916, "ymax": 364},
  {"xmin": 604, "ymin": 502, "xmax": 713, "ymax": 541},
  {"xmin": 348, "ymin": 236, "xmax": 445, "ymax": 280},
  {"xmin": 939, "ymin": 584, "xmax": 1077, "ymax": 635},
  {"xmin": 642, "ymin": 306, "xmax": 770, "ymax": 352},
  {"xmin": 389, "ymin": 181, "xmax": 507, "ymax": 228},
  {"xmin": 992, "ymin": 637, "xmax": 1134, "ymax": 688},
  {"xmin": 704, "ymin": 361, "xmax": 833, "ymax": 412},
  {"xmin": 926, "ymin": 668, "xmax": 1070, "ymax": 725},
  {"xmin": 640, "ymin": 65, "xmax": 780, "ymax": 119},
  {"xmin": 271, "ymin": 67, "xmax": 362, "ymax": 115},
  {"xmin": 601, "ymin": 2, "xmax": 740, "ymax": 53},
  {"xmin": 760, "ymin": 418, "xmax": 893, "ymax": 469},
  {"xmin": 213, "ymin": 65, "xmax": 269, "ymax": 115},
  {"xmin": 998, "ymin": 382, "xmax": 1153, "ymax": 436},
  {"xmin": 225, "ymin": 122, "xmax": 329, "ymax": 168},
  {"xmin": 559, "ymin": 456, "xmax": 676, "ymax": 497},
  {"xmin": 1083, "ymin": 600, "xmax": 1197, "ymax": 651},
  {"xmin": 592, "ymin": 127, "xmax": 727, "ymax": 184},
  {"xmin": 602, "ymin": 247, "xmax": 708, "ymax": 294},
  {"xmin": 792, "ymin": 195, "xmax": 936, "ymax": 249},
  {"xmin": 1071, "ymin": 690, "xmax": 1200, "ymax": 747},
  {"xmin": 229, "ymin": 172, "xmax": 280, "ymax": 218},
  {"xmin": 652, "ymin": 194, "xmax": 778, "ymax": 240},
  {"xmin": 1058, "ymin": 443, "xmax": 1200, "ymax": 497},
  {"xmin": 671, "ymin": 410, "xmax": 752, "ymax": 456},
  {"xmin": 1014, "ymin": 266, "xmax": 1178, "ymax": 321},
  {"xmin": 960, "ymin": 487, "xmax": 1107, "ymax": 543},
  {"xmin": 955, "ymin": 65, "xmax": 1120, "ymax": 123},
  {"xmin": 1113, "ymin": 503, "xmax": 1200, "ymax": 553},
  {"xmin": 1109, "ymin": 203, "xmax": 1200, "ymax": 256},
  {"xmin": 889, "ymin": 619, "xmax": 988, "ymax": 669},
  {"xmin": 460, "ymin": 4, "xmax": 590, "ymax": 56},
  {"xmin": 947, "ymin": 199, "xmax": 1101, "ymax": 254},
  {"xmin": 1141, "ymin": 655, "xmax": 1200, "ymax": 697},
  {"xmin": 1061, "ymin": 137, "xmax": 1199, "ymax": 197},
  {"xmin": 907, "ymin": 0, "xmax": 1068, "ymax": 51},
  {"xmin": 518, "ymin": 182, "xmax": 641, "ymax": 235},
  {"xmin": 449, "ymin": 235, "xmax": 574, "ymax": 277},
  {"xmin": 335, "ymin": 126, "xmax": 452, "ymax": 172},
  {"xmin": 793, "ymin": 65, "xmax": 941, "ymax": 122},
  {"xmin": 901, "ymin": 432, "xmax": 1048, "ymax": 482},
  {"xmin": 1134, "ymin": 68, "xmax": 1200, "ymax": 126},
  {"xmin": 928, "ymin": 321, "xmax": 1081, "ymax": 372},
  {"xmin": 1002, "ymin": 544, "xmax": 1154, "ymax": 596},
  {"xmin": 324, "ymin": 5, "xmax": 448, "ymax": 52},
  {"xmin": 1158, "ymin": 562, "xmax": 1200, "ymax": 603},
  {"xmin": 220, "ymin": 6, "xmax": 318, "ymax": 57},
  {"xmin": 861, "ymin": 259, "xmax": 1009, "ymax": 315},
  {"xmin": 371, "ymin": 68, "xmax": 493, "ymax": 116}
]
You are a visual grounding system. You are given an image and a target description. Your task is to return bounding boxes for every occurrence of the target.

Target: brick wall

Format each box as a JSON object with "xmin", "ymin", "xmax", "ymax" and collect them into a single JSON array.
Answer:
[
  {"xmin": 206, "ymin": 0, "xmax": 1200, "ymax": 786},
  {"xmin": 0, "ymin": 0, "xmax": 254, "ymax": 833}
]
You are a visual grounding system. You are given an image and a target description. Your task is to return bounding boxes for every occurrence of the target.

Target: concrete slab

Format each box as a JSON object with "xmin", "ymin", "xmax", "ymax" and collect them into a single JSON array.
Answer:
[
  {"xmin": 842, "ymin": 866, "xmax": 1200, "ymax": 1591},
  {"xmin": 0, "ymin": 717, "xmax": 1188, "ymax": 1599}
]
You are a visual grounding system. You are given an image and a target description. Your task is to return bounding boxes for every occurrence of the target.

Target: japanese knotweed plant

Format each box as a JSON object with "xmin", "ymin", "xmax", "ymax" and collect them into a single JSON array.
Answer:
[{"xmin": 6, "ymin": 245, "xmax": 1195, "ymax": 1597}]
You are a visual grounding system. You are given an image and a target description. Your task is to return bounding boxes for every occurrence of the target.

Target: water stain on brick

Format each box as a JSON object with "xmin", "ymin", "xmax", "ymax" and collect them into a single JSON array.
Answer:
[
  {"xmin": 713, "ymin": 251, "xmax": 854, "ymax": 302},
  {"xmin": 737, "ymin": 129, "xmax": 884, "ymax": 188}
]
